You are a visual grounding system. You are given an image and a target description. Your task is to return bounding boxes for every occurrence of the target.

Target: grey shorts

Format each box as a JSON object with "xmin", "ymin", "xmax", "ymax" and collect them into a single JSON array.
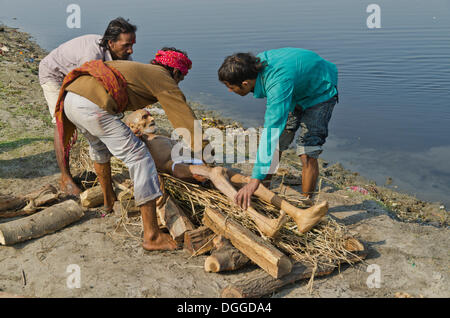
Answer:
[
  {"xmin": 279, "ymin": 95, "xmax": 338, "ymax": 158},
  {"xmin": 64, "ymin": 92, "xmax": 162, "ymax": 206}
]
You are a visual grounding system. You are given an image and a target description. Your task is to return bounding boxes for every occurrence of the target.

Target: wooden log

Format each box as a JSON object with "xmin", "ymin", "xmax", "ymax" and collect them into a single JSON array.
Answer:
[
  {"xmin": 183, "ymin": 226, "xmax": 215, "ymax": 256},
  {"xmin": 203, "ymin": 207, "xmax": 292, "ymax": 279},
  {"xmin": 0, "ymin": 193, "xmax": 60, "ymax": 219},
  {"xmin": 0, "ymin": 209, "xmax": 35, "ymax": 219},
  {"xmin": 22, "ymin": 189, "xmax": 60, "ymax": 214},
  {"xmin": 0, "ymin": 195, "xmax": 26, "ymax": 212},
  {"xmin": 1, "ymin": 184, "xmax": 59, "ymax": 213},
  {"xmin": 222, "ymin": 262, "xmax": 334, "ymax": 298},
  {"xmin": 157, "ymin": 196, "xmax": 195, "ymax": 242},
  {"xmin": 80, "ymin": 185, "xmax": 103, "ymax": 208},
  {"xmin": 23, "ymin": 184, "xmax": 58, "ymax": 201},
  {"xmin": 212, "ymin": 235, "xmax": 228, "ymax": 249},
  {"xmin": 0, "ymin": 200, "xmax": 84, "ymax": 245},
  {"xmin": 204, "ymin": 236, "xmax": 250, "ymax": 272},
  {"xmin": 155, "ymin": 174, "xmax": 168, "ymax": 209},
  {"xmin": 33, "ymin": 191, "xmax": 59, "ymax": 207},
  {"xmin": 112, "ymin": 175, "xmax": 132, "ymax": 192},
  {"xmin": 221, "ymin": 239, "xmax": 368, "ymax": 298},
  {"xmin": 116, "ymin": 189, "xmax": 140, "ymax": 217},
  {"xmin": 1, "ymin": 185, "xmax": 60, "ymax": 218}
]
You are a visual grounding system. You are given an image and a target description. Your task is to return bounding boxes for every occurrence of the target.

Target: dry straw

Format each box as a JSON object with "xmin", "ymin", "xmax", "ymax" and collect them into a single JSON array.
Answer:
[{"xmin": 160, "ymin": 173, "xmax": 363, "ymax": 269}]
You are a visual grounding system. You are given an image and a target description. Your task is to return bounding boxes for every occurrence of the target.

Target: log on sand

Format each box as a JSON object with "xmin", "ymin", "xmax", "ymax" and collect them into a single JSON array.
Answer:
[
  {"xmin": 0, "ymin": 195, "xmax": 25, "ymax": 212},
  {"xmin": 221, "ymin": 238, "xmax": 368, "ymax": 298},
  {"xmin": 203, "ymin": 207, "xmax": 292, "ymax": 279},
  {"xmin": 116, "ymin": 188, "xmax": 140, "ymax": 217},
  {"xmin": 0, "ymin": 200, "xmax": 84, "ymax": 245},
  {"xmin": 204, "ymin": 236, "xmax": 250, "ymax": 272},
  {"xmin": 1, "ymin": 185, "xmax": 60, "ymax": 218},
  {"xmin": 22, "ymin": 184, "xmax": 59, "ymax": 213},
  {"xmin": 80, "ymin": 185, "xmax": 103, "ymax": 208}
]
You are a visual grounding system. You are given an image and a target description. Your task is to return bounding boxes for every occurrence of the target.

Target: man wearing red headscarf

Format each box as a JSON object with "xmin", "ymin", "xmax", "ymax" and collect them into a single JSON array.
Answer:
[{"xmin": 57, "ymin": 47, "xmax": 201, "ymax": 251}]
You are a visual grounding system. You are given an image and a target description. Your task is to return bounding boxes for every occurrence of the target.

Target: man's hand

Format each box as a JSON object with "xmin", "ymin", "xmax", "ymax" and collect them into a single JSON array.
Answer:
[{"xmin": 234, "ymin": 178, "xmax": 261, "ymax": 210}]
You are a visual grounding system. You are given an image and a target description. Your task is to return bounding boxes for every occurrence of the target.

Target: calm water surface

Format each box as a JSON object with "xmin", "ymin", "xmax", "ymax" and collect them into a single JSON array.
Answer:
[{"xmin": 1, "ymin": 0, "xmax": 449, "ymax": 205}]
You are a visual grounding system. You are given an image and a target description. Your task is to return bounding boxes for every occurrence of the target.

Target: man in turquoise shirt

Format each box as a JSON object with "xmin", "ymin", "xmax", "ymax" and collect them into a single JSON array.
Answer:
[{"xmin": 218, "ymin": 47, "xmax": 338, "ymax": 209}]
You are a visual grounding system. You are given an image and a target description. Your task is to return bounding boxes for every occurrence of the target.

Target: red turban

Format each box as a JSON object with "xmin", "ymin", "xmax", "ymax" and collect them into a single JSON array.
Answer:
[{"xmin": 154, "ymin": 50, "xmax": 192, "ymax": 76}]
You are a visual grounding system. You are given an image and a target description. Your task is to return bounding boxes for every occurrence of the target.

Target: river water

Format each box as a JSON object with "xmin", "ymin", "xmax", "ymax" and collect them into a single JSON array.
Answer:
[{"xmin": 1, "ymin": 0, "xmax": 449, "ymax": 205}]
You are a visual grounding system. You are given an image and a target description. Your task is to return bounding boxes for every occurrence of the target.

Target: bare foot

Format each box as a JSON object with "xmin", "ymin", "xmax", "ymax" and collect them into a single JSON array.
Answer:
[
  {"xmin": 142, "ymin": 232, "xmax": 178, "ymax": 251},
  {"xmin": 297, "ymin": 201, "xmax": 329, "ymax": 234},
  {"xmin": 60, "ymin": 178, "xmax": 81, "ymax": 196}
]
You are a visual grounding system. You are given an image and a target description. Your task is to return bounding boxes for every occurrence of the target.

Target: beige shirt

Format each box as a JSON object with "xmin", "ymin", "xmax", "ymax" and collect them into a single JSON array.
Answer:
[
  {"xmin": 65, "ymin": 61, "xmax": 200, "ymax": 149},
  {"xmin": 39, "ymin": 34, "xmax": 112, "ymax": 85}
]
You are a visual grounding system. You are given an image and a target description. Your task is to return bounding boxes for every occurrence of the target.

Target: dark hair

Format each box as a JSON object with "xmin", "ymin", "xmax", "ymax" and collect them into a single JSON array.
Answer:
[
  {"xmin": 218, "ymin": 53, "xmax": 265, "ymax": 86},
  {"xmin": 99, "ymin": 17, "xmax": 137, "ymax": 49},
  {"xmin": 150, "ymin": 47, "xmax": 189, "ymax": 78}
]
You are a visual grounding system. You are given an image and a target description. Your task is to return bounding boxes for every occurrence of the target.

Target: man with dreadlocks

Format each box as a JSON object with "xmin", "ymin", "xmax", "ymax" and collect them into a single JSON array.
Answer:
[
  {"xmin": 54, "ymin": 47, "xmax": 202, "ymax": 251},
  {"xmin": 39, "ymin": 17, "xmax": 136, "ymax": 196}
]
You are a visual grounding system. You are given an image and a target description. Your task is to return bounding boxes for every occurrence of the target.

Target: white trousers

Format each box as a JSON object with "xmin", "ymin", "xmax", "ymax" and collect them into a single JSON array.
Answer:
[{"xmin": 64, "ymin": 91, "xmax": 162, "ymax": 205}]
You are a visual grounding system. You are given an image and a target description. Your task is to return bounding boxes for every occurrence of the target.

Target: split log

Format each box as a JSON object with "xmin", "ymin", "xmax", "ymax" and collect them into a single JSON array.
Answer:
[
  {"xmin": 183, "ymin": 226, "xmax": 215, "ymax": 256},
  {"xmin": 31, "ymin": 191, "xmax": 59, "ymax": 207},
  {"xmin": 157, "ymin": 196, "xmax": 195, "ymax": 243},
  {"xmin": 80, "ymin": 185, "xmax": 103, "ymax": 208},
  {"xmin": 0, "ymin": 195, "xmax": 25, "ymax": 212},
  {"xmin": 155, "ymin": 174, "xmax": 168, "ymax": 209},
  {"xmin": 203, "ymin": 207, "xmax": 292, "ymax": 279},
  {"xmin": 23, "ymin": 184, "xmax": 58, "ymax": 201},
  {"xmin": 0, "ymin": 200, "xmax": 84, "ymax": 245},
  {"xmin": 204, "ymin": 236, "xmax": 250, "ymax": 272},
  {"xmin": 222, "ymin": 262, "xmax": 335, "ymax": 298},
  {"xmin": 1, "ymin": 185, "xmax": 59, "ymax": 213},
  {"xmin": 211, "ymin": 235, "xmax": 229, "ymax": 250},
  {"xmin": 221, "ymin": 238, "xmax": 368, "ymax": 298},
  {"xmin": 112, "ymin": 175, "xmax": 133, "ymax": 192},
  {"xmin": 112, "ymin": 200, "xmax": 141, "ymax": 219},
  {"xmin": 117, "ymin": 199, "xmax": 140, "ymax": 217},
  {"xmin": 22, "ymin": 185, "xmax": 59, "ymax": 213},
  {"xmin": 117, "ymin": 189, "xmax": 140, "ymax": 217},
  {"xmin": 1, "ymin": 185, "xmax": 60, "ymax": 218},
  {"xmin": 0, "ymin": 209, "xmax": 34, "ymax": 219}
]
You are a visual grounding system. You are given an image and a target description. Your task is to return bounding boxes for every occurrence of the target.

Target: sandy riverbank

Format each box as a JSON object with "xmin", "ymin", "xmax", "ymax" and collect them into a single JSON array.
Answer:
[{"xmin": 0, "ymin": 25, "xmax": 448, "ymax": 298}]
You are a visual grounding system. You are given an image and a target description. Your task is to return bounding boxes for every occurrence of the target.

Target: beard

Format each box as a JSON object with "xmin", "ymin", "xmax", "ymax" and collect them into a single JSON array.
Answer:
[{"xmin": 142, "ymin": 126, "xmax": 156, "ymax": 134}]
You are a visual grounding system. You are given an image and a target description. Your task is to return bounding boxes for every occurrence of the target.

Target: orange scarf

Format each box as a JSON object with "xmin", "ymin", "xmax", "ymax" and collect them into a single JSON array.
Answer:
[{"xmin": 54, "ymin": 60, "xmax": 128, "ymax": 164}]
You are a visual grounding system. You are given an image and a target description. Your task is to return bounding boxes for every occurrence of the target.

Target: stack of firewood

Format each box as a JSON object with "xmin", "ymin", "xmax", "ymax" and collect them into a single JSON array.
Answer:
[{"xmin": 100, "ymin": 171, "xmax": 368, "ymax": 298}]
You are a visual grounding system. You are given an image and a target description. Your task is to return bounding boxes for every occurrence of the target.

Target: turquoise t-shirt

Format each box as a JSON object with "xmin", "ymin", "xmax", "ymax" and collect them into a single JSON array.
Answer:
[{"xmin": 252, "ymin": 47, "xmax": 338, "ymax": 180}]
